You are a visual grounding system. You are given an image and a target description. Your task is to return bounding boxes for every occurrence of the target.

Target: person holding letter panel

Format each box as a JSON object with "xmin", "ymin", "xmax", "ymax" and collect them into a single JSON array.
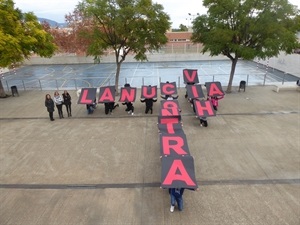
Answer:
[
  {"xmin": 122, "ymin": 83, "xmax": 135, "ymax": 115},
  {"xmin": 169, "ymin": 188, "xmax": 184, "ymax": 212},
  {"xmin": 168, "ymin": 187, "xmax": 198, "ymax": 212},
  {"xmin": 207, "ymin": 95, "xmax": 224, "ymax": 111},
  {"xmin": 140, "ymin": 98, "xmax": 157, "ymax": 114}
]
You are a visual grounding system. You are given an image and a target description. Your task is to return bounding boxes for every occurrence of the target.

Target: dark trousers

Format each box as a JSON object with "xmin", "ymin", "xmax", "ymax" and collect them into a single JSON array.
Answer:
[
  {"xmin": 145, "ymin": 105, "xmax": 153, "ymax": 114},
  {"xmin": 65, "ymin": 103, "xmax": 72, "ymax": 116},
  {"xmin": 125, "ymin": 105, "xmax": 134, "ymax": 112},
  {"xmin": 56, "ymin": 104, "xmax": 63, "ymax": 118},
  {"xmin": 105, "ymin": 103, "xmax": 118, "ymax": 114},
  {"xmin": 200, "ymin": 118, "xmax": 208, "ymax": 127},
  {"xmin": 49, "ymin": 112, "xmax": 54, "ymax": 120},
  {"xmin": 87, "ymin": 105, "xmax": 94, "ymax": 114},
  {"xmin": 105, "ymin": 104, "xmax": 110, "ymax": 114},
  {"xmin": 170, "ymin": 194, "xmax": 183, "ymax": 211}
]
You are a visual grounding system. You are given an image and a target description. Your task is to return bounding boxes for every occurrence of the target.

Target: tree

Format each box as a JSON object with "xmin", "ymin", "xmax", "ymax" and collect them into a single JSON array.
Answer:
[
  {"xmin": 172, "ymin": 24, "xmax": 188, "ymax": 32},
  {"xmin": 77, "ymin": 0, "xmax": 171, "ymax": 93},
  {"xmin": 44, "ymin": 9, "xmax": 93, "ymax": 55},
  {"xmin": 179, "ymin": 24, "xmax": 188, "ymax": 31},
  {"xmin": 191, "ymin": 0, "xmax": 300, "ymax": 93},
  {"xmin": 0, "ymin": 0, "xmax": 56, "ymax": 97}
]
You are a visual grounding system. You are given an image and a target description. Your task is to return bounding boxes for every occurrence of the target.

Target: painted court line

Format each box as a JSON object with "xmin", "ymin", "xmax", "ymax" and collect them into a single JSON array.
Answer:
[{"xmin": 0, "ymin": 179, "xmax": 299, "ymax": 190}]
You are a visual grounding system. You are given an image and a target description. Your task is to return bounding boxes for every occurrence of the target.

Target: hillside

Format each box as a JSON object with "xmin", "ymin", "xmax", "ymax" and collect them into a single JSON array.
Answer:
[{"xmin": 38, "ymin": 18, "xmax": 67, "ymax": 28}]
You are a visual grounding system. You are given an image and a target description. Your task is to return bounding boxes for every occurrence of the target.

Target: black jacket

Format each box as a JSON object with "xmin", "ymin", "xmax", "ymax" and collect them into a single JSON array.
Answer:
[
  {"xmin": 45, "ymin": 99, "xmax": 55, "ymax": 112},
  {"xmin": 62, "ymin": 93, "xmax": 71, "ymax": 105},
  {"xmin": 141, "ymin": 98, "xmax": 157, "ymax": 107}
]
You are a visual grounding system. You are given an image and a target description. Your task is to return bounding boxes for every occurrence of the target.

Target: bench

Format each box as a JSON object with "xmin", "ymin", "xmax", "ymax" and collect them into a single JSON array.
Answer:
[{"xmin": 271, "ymin": 82, "xmax": 300, "ymax": 93}]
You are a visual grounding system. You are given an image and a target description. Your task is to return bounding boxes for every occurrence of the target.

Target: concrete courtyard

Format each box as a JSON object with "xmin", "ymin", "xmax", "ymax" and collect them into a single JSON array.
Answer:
[{"xmin": 0, "ymin": 85, "xmax": 299, "ymax": 225}]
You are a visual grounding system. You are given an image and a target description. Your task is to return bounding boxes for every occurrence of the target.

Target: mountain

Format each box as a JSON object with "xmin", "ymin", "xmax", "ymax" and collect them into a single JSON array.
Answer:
[{"xmin": 38, "ymin": 18, "xmax": 67, "ymax": 28}]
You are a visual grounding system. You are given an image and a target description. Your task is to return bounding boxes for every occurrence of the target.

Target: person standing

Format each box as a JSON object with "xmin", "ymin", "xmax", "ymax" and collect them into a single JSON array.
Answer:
[
  {"xmin": 53, "ymin": 91, "xmax": 64, "ymax": 118},
  {"xmin": 199, "ymin": 116, "xmax": 208, "ymax": 127},
  {"xmin": 122, "ymin": 102, "xmax": 134, "ymax": 115},
  {"xmin": 140, "ymin": 98, "xmax": 157, "ymax": 114},
  {"xmin": 104, "ymin": 102, "xmax": 119, "ymax": 115},
  {"xmin": 62, "ymin": 90, "xmax": 72, "ymax": 117},
  {"xmin": 122, "ymin": 83, "xmax": 134, "ymax": 115},
  {"xmin": 87, "ymin": 98, "xmax": 97, "ymax": 114},
  {"xmin": 169, "ymin": 188, "xmax": 185, "ymax": 212},
  {"xmin": 207, "ymin": 95, "xmax": 224, "ymax": 111},
  {"xmin": 161, "ymin": 94, "xmax": 178, "ymax": 100},
  {"xmin": 45, "ymin": 94, "xmax": 55, "ymax": 121}
]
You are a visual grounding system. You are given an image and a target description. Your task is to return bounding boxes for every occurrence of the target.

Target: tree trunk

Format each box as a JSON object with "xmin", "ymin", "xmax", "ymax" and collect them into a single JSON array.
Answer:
[
  {"xmin": 0, "ymin": 80, "xmax": 7, "ymax": 98},
  {"xmin": 115, "ymin": 62, "xmax": 121, "ymax": 95},
  {"xmin": 226, "ymin": 57, "xmax": 239, "ymax": 93}
]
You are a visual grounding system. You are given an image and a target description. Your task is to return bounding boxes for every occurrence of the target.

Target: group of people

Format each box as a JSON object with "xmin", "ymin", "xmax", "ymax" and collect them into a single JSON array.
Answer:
[
  {"xmin": 89, "ymin": 83, "xmax": 157, "ymax": 116},
  {"xmin": 44, "ymin": 87, "xmax": 198, "ymax": 212},
  {"xmin": 45, "ymin": 89, "xmax": 223, "ymax": 125},
  {"xmin": 44, "ymin": 90, "xmax": 72, "ymax": 121}
]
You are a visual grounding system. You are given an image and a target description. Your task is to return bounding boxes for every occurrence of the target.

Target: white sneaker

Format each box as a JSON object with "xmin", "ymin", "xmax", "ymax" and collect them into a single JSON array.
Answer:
[
  {"xmin": 131, "ymin": 112, "xmax": 134, "ymax": 115},
  {"xmin": 170, "ymin": 205, "xmax": 175, "ymax": 212}
]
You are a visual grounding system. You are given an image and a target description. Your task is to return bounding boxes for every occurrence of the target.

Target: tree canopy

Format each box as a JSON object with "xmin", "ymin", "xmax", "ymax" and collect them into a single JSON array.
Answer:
[
  {"xmin": 0, "ymin": 0, "xmax": 57, "ymax": 97},
  {"xmin": 192, "ymin": 0, "xmax": 300, "ymax": 92},
  {"xmin": 172, "ymin": 24, "xmax": 188, "ymax": 32},
  {"xmin": 0, "ymin": 0, "xmax": 56, "ymax": 68},
  {"xmin": 77, "ymin": 0, "xmax": 171, "ymax": 92},
  {"xmin": 44, "ymin": 9, "xmax": 93, "ymax": 55}
]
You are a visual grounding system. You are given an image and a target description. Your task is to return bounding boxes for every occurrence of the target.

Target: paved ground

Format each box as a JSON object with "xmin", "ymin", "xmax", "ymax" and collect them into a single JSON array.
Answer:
[{"xmin": 0, "ymin": 85, "xmax": 299, "ymax": 225}]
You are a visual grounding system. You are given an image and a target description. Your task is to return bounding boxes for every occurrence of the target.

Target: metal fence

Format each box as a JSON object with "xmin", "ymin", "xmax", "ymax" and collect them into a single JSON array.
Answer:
[
  {"xmin": 2, "ymin": 72, "xmax": 296, "ymax": 92},
  {"xmin": 160, "ymin": 44, "xmax": 203, "ymax": 54},
  {"xmin": 2, "ymin": 44, "xmax": 299, "ymax": 92}
]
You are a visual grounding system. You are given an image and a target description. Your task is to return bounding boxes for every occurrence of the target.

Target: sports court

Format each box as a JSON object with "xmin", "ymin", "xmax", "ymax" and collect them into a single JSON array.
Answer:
[{"xmin": 2, "ymin": 60, "xmax": 298, "ymax": 91}]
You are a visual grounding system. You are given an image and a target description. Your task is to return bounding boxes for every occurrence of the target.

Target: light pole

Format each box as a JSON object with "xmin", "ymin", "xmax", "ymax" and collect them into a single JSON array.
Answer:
[
  {"xmin": 185, "ymin": 17, "xmax": 192, "ymax": 27},
  {"xmin": 188, "ymin": 13, "xmax": 199, "ymax": 19},
  {"xmin": 187, "ymin": 13, "xmax": 199, "ymax": 27}
]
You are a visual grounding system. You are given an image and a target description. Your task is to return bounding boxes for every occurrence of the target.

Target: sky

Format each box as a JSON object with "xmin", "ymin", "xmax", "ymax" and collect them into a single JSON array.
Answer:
[{"xmin": 13, "ymin": 0, "xmax": 300, "ymax": 28}]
